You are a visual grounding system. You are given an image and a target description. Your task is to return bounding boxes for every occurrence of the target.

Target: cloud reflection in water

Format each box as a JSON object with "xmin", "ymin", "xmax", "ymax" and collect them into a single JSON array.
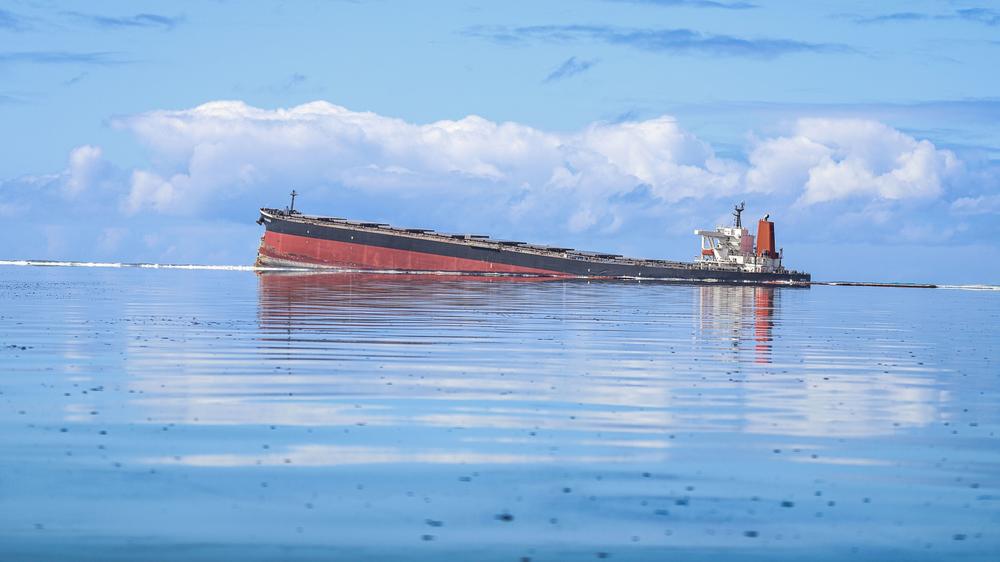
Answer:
[{"xmin": 3, "ymin": 266, "xmax": 996, "ymax": 559}]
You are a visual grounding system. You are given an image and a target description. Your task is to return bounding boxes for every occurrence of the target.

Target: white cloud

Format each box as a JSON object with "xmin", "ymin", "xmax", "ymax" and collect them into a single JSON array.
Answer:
[
  {"xmin": 125, "ymin": 169, "xmax": 186, "ymax": 214},
  {"xmin": 4, "ymin": 101, "xmax": 985, "ymax": 264},
  {"xmin": 64, "ymin": 144, "xmax": 106, "ymax": 196},
  {"xmin": 951, "ymin": 194, "xmax": 1000, "ymax": 216},
  {"xmin": 746, "ymin": 118, "xmax": 961, "ymax": 205},
  {"xmin": 4, "ymin": 99, "xmax": 999, "ymax": 276},
  {"xmin": 745, "ymin": 135, "xmax": 829, "ymax": 194},
  {"xmin": 113, "ymin": 101, "xmax": 741, "ymax": 228},
  {"xmin": 114, "ymin": 104, "xmax": 967, "ymax": 225},
  {"xmin": 579, "ymin": 117, "xmax": 742, "ymax": 199},
  {"xmin": 0, "ymin": 146, "xmax": 119, "ymax": 219}
]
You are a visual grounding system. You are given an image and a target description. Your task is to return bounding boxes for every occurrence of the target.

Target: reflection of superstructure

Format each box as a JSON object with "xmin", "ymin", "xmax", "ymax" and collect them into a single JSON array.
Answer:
[
  {"xmin": 753, "ymin": 288, "xmax": 774, "ymax": 365},
  {"xmin": 698, "ymin": 284, "xmax": 776, "ymax": 364},
  {"xmin": 695, "ymin": 202, "xmax": 785, "ymax": 274}
]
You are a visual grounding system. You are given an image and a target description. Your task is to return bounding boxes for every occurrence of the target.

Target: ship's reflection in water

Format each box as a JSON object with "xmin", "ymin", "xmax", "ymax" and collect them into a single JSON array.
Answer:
[
  {"xmin": 4, "ymin": 266, "xmax": 996, "ymax": 561},
  {"xmin": 135, "ymin": 274, "xmax": 966, "ymax": 544},
  {"xmin": 147, "ymin": 272, "xmax": 936, "ymax": 448},
  {"xmin": 697, "ymin": 285, "xmax": 776, "ymax": 364}
]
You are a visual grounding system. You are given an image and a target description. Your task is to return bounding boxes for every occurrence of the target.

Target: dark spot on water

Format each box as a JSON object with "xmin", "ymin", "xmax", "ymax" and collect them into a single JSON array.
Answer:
[
  {"xmin": 496, "ymin": 512, "xmax": 514, "ymax": 522},
  {"xmin": 596, "ymin": 552, "xmax": 610, "ymax": 559},
  {"xmin": 744, "ymin": 530, "xmax": 758, "ymax": 538},
  {"xmin": 781, "ymin": 501, "xmax": 795, "ymax": 508},
  {"xmin": 425, "ymin": 519, "xmax": 443, "ymax": 527},
  {"xmin": 953, "ymin": 534, "xmax": 966, "ymax": 541},
  {"xmin": 421, "ymin": 534, "xmax": 434, "ymax": 541}
]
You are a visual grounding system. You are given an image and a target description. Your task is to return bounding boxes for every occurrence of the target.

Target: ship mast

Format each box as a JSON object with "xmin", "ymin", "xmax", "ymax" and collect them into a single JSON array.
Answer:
[
  {"xmin": 288, "ymin": 190, "xmax": 298, "ymax": 213},
  {"xmin": 733, "ymin": 201, "xmax": 745, "ymax": 228}
]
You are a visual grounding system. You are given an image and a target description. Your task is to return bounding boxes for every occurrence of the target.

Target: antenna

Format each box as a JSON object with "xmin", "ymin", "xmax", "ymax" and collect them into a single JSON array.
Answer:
[
  {"xmin": 289, "ymin": 190, "xmax": 298, "ymax": 213},
  {"xmin": 733, "ymin": 201, "xmax": 745, "ymax": 228}
]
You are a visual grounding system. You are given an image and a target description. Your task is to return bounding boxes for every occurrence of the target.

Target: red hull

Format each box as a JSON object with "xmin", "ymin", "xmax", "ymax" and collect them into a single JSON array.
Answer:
[{"xmin": 258, "ymin": 231, "xmax": 566, "ymax": 275}]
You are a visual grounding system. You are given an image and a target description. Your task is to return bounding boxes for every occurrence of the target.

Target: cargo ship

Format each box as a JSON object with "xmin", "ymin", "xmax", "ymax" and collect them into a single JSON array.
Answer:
[{"xmin": 256, "ymin": 193, "xmax": 810, "ymax": 284}]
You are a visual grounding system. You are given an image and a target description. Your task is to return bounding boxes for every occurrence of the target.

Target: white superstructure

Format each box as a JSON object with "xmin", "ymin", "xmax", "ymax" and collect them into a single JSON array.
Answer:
[{"xmin": 695, "ymin": 202, "xmax": 785, "ymax": 274}]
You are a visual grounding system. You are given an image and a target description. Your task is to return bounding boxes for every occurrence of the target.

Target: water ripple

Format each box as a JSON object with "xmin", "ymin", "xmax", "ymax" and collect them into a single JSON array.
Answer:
[{"xmin": 1, "ymin": 266, "xmax": 998, "ymax": 560}]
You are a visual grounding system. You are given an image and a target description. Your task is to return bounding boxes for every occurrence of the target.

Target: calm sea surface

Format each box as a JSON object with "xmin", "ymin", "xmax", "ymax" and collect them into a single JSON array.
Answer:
[{"xmin": 0, "ymin": 265, "xmax": 998, "ymax": 561}]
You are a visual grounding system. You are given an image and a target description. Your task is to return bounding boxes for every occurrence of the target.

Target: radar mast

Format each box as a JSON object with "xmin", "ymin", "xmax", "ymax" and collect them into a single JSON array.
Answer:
[{"xmin": 733, "ymin": 201, "xmax": 745, "ymax": 228}]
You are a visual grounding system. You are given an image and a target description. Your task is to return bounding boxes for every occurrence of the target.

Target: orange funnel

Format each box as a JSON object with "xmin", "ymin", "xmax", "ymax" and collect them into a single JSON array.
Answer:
[{"xmin": 757, "ymin": 219, "xmax": 777, "ymax": 258}]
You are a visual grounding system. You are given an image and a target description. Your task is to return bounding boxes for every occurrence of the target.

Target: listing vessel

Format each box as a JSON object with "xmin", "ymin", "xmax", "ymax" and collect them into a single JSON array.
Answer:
[{"xmin": 256, "ymin": 194, "xmax": 810, "ymax": 284}]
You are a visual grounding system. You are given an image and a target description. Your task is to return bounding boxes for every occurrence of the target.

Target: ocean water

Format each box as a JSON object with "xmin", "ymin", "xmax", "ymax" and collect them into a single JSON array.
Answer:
[{"xmin": 0, "ymin": 264, "xmax": 998, "ymax": 562}]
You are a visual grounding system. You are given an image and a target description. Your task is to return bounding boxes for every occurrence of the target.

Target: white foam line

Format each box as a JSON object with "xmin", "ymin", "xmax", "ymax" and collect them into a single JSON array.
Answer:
[
  {"xmin": 138, "ymin": 263, "xmax": 258, "ymax": 271},
  {"xmin": 0, "ymin": 259, "xmax": 307, "ymax": 272},
  {"xmin": 32, "ymin": 260, "xmax": 124, "ymax": 268},
  {"xmin": 936, "ymin": 284, "xmax": 1000, "ymax": 292}
]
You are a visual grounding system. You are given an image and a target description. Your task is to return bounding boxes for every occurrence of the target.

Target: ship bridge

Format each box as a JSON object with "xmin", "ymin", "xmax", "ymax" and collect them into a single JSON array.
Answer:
[{"xmin": 695, "ymin": 202, "xmax": 784, "ymax": 274}]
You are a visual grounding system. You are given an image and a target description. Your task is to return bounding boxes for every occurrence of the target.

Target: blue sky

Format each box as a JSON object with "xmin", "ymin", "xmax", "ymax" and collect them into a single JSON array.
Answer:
[{"xmin": 1, "ymin": 0, "xmax": 999, "ymax": 282}]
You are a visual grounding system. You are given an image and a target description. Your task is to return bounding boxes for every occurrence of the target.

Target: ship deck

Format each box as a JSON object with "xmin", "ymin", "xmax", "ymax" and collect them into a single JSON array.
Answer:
[{"xmin": 260, "ymin": 208, "xmax": 809, "ymax": 278}]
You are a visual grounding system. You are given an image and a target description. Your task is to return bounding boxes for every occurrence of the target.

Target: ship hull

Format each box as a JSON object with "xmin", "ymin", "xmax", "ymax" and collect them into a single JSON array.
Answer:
[{"xmin": 257, "ymin": 211, "xmax": 810, "ymax": 284}]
